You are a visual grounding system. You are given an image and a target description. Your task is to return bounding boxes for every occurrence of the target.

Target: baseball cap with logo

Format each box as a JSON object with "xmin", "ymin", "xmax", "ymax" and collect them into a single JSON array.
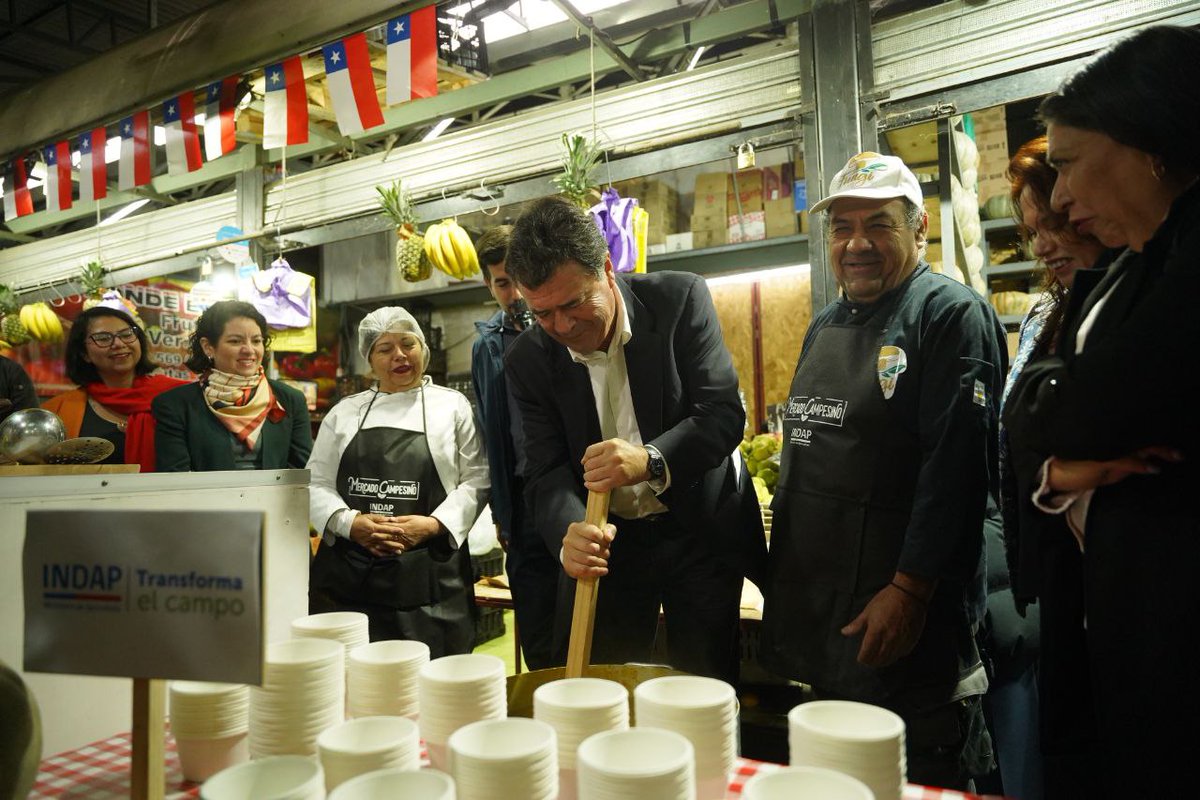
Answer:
[{"xmin": 809, "ymin": 151, "xmax": 924, "ymax": 214}]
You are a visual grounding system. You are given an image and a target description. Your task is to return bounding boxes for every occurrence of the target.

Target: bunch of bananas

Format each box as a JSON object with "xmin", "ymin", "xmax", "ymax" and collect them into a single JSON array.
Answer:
[
  {"xmin": 423, "ymin": 219, "xmax": 480, "ymax": 280},
  {"xmin": 18, "ymin": 302, "xmax": 65, "ymax": 343}
]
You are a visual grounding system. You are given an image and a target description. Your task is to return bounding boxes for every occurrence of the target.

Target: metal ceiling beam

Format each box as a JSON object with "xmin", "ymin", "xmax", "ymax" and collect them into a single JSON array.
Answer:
[
  {"xmin": 545, "ymin": 0, "xmax": 646, "ymax": 82},
  {"xmin": 0, "ymin": 0, "xmax": 430, "ymax": 161}
]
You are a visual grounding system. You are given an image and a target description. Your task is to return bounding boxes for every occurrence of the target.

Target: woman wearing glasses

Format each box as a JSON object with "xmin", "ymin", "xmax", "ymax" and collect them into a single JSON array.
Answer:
[
  {"xmin": 42, "ymin": 306, "xmax": 186, "ymax": 470},
  {"xmin": 152, "ymin": 300, "xmax": 312, "ymax": 472}
]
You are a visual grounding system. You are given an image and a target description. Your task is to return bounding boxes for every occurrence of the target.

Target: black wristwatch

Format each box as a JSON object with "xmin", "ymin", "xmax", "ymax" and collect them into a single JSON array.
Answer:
[{"xmin": 644, "ymin": 445, "xmax": 666, "ymax": 481}]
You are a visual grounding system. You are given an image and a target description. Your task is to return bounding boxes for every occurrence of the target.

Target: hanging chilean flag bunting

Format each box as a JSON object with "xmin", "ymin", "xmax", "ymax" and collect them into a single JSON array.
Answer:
[
  {"xmin": 386, "ymin": 5, "xmax": 438, "ymax": 105},
  {"xmin": 42, "ymin": 140, "xmax": 72, "ymax": 212},
  {"xmin": 118, "ymin": 111, "xmax": 152, "ymax": 190},
  {"xmin": 2, "ymin": 155, "xmax": 34, "ymax": 220},
  {"xmin": 262, "ymin": 57, "xmax": 309, "ymax": 149},
  {"xmin": 203, "ymin": 76, "xmax": 240, "ymax": 161},
  {"xmin": 323, "ymin": 33, "xmax": 384, "ymax": 136},
  {"xmin": 78, "ymin": 127, "xmax": 108, "ymax": 203},
  {"xmin": 163, "ymin": 92, "xmax": 203, "ymax": 175}
]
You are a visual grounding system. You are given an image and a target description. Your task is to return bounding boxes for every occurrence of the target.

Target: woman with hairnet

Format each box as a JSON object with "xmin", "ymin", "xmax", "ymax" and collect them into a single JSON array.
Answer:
[{"xmin": 307, "ymin": 307, "xmax": 489, "ymax": 655}]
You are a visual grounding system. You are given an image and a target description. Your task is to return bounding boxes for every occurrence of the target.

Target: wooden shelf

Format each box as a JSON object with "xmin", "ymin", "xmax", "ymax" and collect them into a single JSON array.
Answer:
[{"xmin": 987, "ymin": 260, "xmax": 1037, "ymax": 277}]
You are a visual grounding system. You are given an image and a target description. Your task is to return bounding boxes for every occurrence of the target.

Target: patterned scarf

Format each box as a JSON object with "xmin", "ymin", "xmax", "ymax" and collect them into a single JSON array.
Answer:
[{"xmin": 201, "ymin": 368, "xmax": 285, "ymax": 451}]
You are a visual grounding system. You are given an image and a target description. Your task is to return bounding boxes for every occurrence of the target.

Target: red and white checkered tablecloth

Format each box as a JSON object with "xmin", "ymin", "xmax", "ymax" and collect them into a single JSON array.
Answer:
[{"xmin": 31, "ymin": 731, "xmax": 998, "ymax": 800}]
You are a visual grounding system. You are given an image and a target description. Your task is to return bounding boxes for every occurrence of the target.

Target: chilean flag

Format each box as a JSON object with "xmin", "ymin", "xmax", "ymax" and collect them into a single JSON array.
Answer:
[
  {"xmin": 263, "ymin": 57, "xmax": 309, "ymax": 149},
  {"xmin": 203, "ymin": 76, "xmax": 239, "ymax": 161},
  {"xmin": 323, "ymin": 33, "xmax": 384, "ymax": 136},
  {"xmin": 118, "ymin": 111, "xmax": 152, "ymax": 190},
  {"xmin": 386, "ymin": 6, "xmax": 438, "ymax": 106},
  {"xmin": 78, "ymin": 127, "xmax": 107, "ymax": 203},
  {"xmin": 163, "ymin": 92, "xmax": 203, "ymax": 175},
  {"xmin": 2, "ymin": 155, "xmax": 33, "ymax": 220},
  {"xmin": 42, "ymin": 141, "xmax": 72, "ymax": 212}
]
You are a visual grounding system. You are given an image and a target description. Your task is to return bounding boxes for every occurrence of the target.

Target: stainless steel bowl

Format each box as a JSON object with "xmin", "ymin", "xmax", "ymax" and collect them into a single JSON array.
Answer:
[{"xmin": 0, "ymin": 408, "xmax": 67, "ymax": 465}]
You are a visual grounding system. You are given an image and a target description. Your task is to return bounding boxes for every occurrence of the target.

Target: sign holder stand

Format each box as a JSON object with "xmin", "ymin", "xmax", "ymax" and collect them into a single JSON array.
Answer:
[{"xmin": 130, "ymin": 677, "xmax": 166, "ymax": 800}]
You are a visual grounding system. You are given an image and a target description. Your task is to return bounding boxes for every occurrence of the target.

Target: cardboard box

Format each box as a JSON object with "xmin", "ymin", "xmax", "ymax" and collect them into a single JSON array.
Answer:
[
  {"xmin": 727, "ymin": 168, "xmax": 764, "ymax": 212},
  {"xmin": 762, "ymin": 163, "xmax": 799, "ymax": 201},
  {"xmin": 646, "ymin": 243, "xmax": 668, "ymax": 256},
  {"xmin": 691, "ymin": 210, "xmax": 728, "ymax": 232},
  {"xmin": 799, "ymin": 211, "xmax": 809, "ymax": 235},
  {"xmin": 665, "ymin": 232, "xmax": 693, "ymax": 252},
  {"xmin": 694, "ymin": 173, "xmax": 728, "ymax": 215},
  {"xmin": 924, "ymin": 197, "xmax": 943, "ymax": 241},
  {"xmin": 728, "ymin": 211, "xmax": 766, "ymax": 244},
  {"xmin": 692, "ymin": 228, "xmax": 727, "ymax": 249},
  {"xmin": 764, "ymin": 197, "xmax": 798, "ymax": 238}
]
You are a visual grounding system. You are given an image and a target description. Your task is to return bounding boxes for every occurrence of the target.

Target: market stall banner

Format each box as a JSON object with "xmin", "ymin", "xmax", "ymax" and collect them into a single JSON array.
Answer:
[
  {"xmin": 119, "ymin": 280, "xmax": 205, "ymax": 381},
  {"xmin": 22, "ymin": 509, "xmax": 265, "ymax": 684}
]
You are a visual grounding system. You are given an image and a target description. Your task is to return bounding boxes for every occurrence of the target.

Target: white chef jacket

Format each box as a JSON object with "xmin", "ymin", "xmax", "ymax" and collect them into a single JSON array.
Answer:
[{"xmin": 307, "ymin": 376, "xmax": 490, "ymax": 548}]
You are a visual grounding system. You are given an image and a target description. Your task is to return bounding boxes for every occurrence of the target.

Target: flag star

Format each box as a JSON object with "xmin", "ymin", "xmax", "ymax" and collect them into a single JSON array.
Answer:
[
  {"xmin": 394, "ymin": 20, "xmax": 405, "ymax": 34},
  {"xmin": 168, "ymin": 104, "xmax": 176, "ymax": 115},
  {"xmin": 270, "ymin": 70, "xmax": 281, "ymax": 85},
  {"xmin": 330, "ymin": 50, "xmax": 341, "ymax": 64},
  {"xmin": 81, "ymin": 139, "xmax": 90, "ymax": 152},
  {"xmin": 124, "ymin": 123, "xmax": 132, "ymax": 134}
]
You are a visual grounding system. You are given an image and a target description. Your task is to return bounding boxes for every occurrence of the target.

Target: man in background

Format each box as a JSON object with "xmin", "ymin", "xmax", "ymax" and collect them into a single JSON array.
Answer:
[
  {"xmin": 470, "ymin": 225, "xmax": 561, "ymax": 669},
  {"xmin": 0, "ymin": 354, "xmax": 37, "ymax": 423}
]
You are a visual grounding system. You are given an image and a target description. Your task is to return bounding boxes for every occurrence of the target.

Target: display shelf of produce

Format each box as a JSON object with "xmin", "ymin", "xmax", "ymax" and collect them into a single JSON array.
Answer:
[
  {"xmin": 350, "ymin": 235, "xmax": 814, "ymax": 309},
  {"xmin": 986, "ymin": 260, "xmax": 1037, "ymax": 276}
]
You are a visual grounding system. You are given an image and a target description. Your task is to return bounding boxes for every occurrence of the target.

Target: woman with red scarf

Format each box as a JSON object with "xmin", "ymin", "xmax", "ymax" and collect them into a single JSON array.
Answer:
[
  {"xmin": 42, "ymin": 307, "xmax": 185, "ymax": 472},
  {"xmin": 152, "ymin": 300, "xmax": 312, "ymax": 472}
]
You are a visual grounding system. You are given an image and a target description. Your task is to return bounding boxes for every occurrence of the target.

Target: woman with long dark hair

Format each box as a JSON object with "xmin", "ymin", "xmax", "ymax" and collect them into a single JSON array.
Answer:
[
  {"xmin": 43, "ymin": 306, "xmax": 185, "ymax": 469},
  {"xmin": 1004, "ymin": 25, "xmax": 1200, "ymax": 794},
  {"xmin": 152, "ymin": 300, "xmax": 312, "ymax": 471}
]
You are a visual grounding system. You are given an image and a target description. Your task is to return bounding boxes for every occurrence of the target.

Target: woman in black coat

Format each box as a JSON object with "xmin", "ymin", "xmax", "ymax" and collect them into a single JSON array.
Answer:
[
  {"xmin": 1003, "ymin": 25, "xmax": 1200, "ymax": 796},
  {"xmin": 153, "ymin": 300, "xmax": 312, "ymax": 471}
]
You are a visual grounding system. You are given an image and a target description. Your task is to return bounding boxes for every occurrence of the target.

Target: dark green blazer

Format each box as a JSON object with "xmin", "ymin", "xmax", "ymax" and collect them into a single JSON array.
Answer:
[{"xmin": 152, "ymin": 379, "xmax": 313, "ymax": 472}]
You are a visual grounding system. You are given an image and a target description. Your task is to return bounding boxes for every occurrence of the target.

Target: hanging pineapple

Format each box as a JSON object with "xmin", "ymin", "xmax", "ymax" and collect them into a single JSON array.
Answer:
[
  {"xmin": 0, "ymin": 284, "xmax": 31, "ymax": 346},
  {"xmin": 377, "ymin": 180, "xmax": 432, "ymax": 282},
  {"xmin": 77, "ymin": 260, "xmax": 144, "ymax": 327},
  {"xmin": 552, "ymin": 132, "xmax": 603, "ymax": 208}
]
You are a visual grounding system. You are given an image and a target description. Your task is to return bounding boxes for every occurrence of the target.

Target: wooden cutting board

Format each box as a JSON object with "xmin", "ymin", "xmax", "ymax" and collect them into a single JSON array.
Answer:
[{"xmin": 0, "ymin": 464, "xmax": 140, "ymax": 476}]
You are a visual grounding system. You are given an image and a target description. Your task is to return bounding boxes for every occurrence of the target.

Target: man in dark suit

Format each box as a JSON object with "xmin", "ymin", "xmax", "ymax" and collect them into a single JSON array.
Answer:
[{"xmin": 504, "ymin": 196, "xmax": 763, "ymax": 681}]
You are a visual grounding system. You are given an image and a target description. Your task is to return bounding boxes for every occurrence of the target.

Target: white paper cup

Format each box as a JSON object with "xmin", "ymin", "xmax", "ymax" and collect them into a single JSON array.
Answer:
[
  {"xmin": 200, "ymin": 754, "xmax": 324, "ymax": 800},
  {"xmin": 328, "ymin": 768, "xmax": 456, "ymax": 800},
  {"xmin": 576, "ymin": 728, "xmax": 694, "ymax": 800},
  {"xmin": 534, "ymin": 678, "xmax": 629, "ymax": 771},
  {"xmin": 788, "ymin": 701, "xmax": 905, "ymax": 800},
  {"xmin": 743, "ymin": 766, "xmax": 876, "ymax": 800},
  {"xmin": 448, "ymin": 718, "xmax": 557, "ymax": 800},
  {"xmin": 318, "ymin": 716, "xmax": 421, "ymax": 791},
  {"xmin": 177, "ymin": 732, "xmax": 249, "ymax": 783},
  {"xmin": 418, "ymin": 654, "xmax": 506, "ymax": 753},
  {"xmin": 635, "ymin": 675, "xmax": 738, "ymax": 798}
]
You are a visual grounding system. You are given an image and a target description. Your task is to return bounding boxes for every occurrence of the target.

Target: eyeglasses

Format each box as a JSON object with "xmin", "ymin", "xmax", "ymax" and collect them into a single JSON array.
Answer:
[{"xmin": 87, "ymin": 327, "xmax": 139, "ymax": 348}]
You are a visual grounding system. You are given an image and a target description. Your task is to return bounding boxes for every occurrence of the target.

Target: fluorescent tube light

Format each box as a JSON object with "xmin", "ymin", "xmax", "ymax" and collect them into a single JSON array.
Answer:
[
  {"xmin": 99, "ymin": 198, "xmax": 151, "ymax": 227},
  {"xmin": 423, "ymin": 117, "xmax": 455, "ymax": 141},
  {"xmin": 706, "ymin": 264, "xmax": 811, "ymax": 287}
]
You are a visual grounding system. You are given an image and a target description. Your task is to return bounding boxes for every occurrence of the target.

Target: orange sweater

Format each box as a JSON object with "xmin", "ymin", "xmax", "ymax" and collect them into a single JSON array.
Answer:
[{"xmin": 41, "ymin": 388, "xmax": 87, "ymax": 438}]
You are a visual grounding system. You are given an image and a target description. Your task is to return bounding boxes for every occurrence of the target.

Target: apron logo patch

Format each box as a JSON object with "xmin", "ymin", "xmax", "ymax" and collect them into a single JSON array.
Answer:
[
  {"xmin": 877, "ymin": 345, "xmax": 907, "ymax": 400},
  {"xmin": 346, "ymin": 476, "xmax": 421, "ymax": 501},
  {"xmin": 784, "ymin": 396, "xmax": 847, "ymax": 427},
  {"xmin": 973, "ymin": 379, "xmax": 987, "ymax": 407}
]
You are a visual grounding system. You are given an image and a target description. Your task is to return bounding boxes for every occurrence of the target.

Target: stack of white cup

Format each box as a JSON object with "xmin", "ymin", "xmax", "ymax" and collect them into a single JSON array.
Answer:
[
  {"xmin": 250, "ymin": 638, "xmax": 345, "ymax": 758},
  {"xmin": 533, "ymin": 678, "xmax": 629, "ymax": 800},
  {"xmin": 417, "ymin": 654, "xmax": 507, "ymax": 770},
  {"xmin": 788, "ymin": 701, "xmax": 905, "ymax": 800},
  {"xmin": 200, "ymin": 755, "xmax": 324, "ymax": 800},
  {"xmin": 743, "ymin": 765, "xmax": 875, "ymax": 799},
  {"xmin": 448, "ymin": 718, "xmax": 558, "ymax": 800},
  {"xmin": 328, "ymin": 768, "xmax": 456, "ymax": 800},
  {"xmin": 291, "ymin": 612, "xmax": 370, "ymax": 675},
  {"xmin": 347, "ymin": 640, "xmax": 429, "ymax": 719},
  {"xmin": 317, "ymin": 716, "xmax": 421, "ymax": 792},
  {"xmin": 169, "ymin": 682, "xmax": 250, "ymax": 782},
  {"xmin": 576, "ymin": 728, "xmax": 695, "ymax": 800},
  {"xmin": 634, "ymin": 675, "xmax": 738, "ymax": 799}
]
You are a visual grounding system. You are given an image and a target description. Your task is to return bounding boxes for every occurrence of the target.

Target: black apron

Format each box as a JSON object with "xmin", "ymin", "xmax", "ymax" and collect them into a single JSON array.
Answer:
[
  {"xmin": 761, "ymin": 289, "xmax": 978, "ymax": 702},
  {"xmin": 309, "ymin": 387, "xmax": 476, "ymax": 658}
]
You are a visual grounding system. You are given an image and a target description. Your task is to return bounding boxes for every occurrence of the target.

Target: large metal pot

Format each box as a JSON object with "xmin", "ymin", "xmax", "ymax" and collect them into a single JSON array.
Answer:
[{"xmin": 0, "ymin": 408, "xmax": 66, "ymax": 464}]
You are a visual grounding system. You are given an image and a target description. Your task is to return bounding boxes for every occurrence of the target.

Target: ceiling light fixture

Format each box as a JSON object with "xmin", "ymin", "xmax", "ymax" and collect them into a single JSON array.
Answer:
[
  {"xmin": 99, "ymin": 198, "xmax": 151, "ymax": 227},
  {"xmin": 706, "ymin": 263, "xmax": 810, "ymax": 287},
  {"xmin": 423, "ymin": 117, "xmax": 455, "ymax": 142},
  {"xmin": 686, "ymin": 45, "xmax": 707, "ymax": 71}
]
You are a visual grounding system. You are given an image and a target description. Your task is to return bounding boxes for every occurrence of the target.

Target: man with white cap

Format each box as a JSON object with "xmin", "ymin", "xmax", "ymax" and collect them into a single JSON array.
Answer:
[
  {"xmin": 759, "ymin": 152, "xmax": 1006, "ymax": 788},
  {"xmin": 307, "ymin": 306, "xmax": 489, "ymax": 655}
]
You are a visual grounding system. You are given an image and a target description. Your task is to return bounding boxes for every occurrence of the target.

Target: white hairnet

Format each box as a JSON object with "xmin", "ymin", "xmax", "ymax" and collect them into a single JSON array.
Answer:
[{"xmin": 358, "ymin": 306, "xmax": 429, "ymax": 368}]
